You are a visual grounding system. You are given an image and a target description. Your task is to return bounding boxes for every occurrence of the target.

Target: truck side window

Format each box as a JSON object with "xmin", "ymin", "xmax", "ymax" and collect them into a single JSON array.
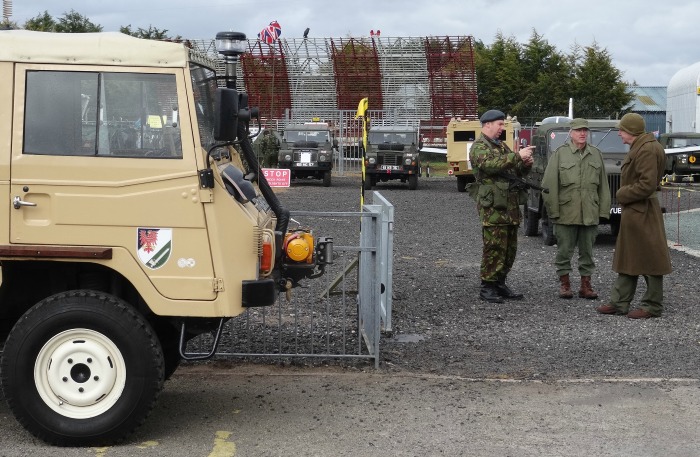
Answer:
[{"xmin": 24, "ymin": 71, "xmax": 182, "ymax": 159}]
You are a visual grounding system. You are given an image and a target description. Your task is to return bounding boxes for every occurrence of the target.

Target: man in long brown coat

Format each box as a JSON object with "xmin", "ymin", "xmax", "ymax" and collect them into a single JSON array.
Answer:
[{"xmin": 596, "ymin": 113, "xmax": 672, "ymax": 319}]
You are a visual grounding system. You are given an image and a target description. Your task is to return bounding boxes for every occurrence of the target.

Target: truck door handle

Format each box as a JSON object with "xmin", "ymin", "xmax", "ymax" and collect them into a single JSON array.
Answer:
[{"xmin": 13, "ymin": 196, "xmax": 37, "ymax": 209}]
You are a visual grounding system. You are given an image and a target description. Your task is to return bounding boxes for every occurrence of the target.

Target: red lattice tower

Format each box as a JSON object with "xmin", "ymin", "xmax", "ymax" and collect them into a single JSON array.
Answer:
[
  {"xmin": 330, "ymin": 37, "xmax": 383, "ymax": 112},
  {"xmin": 422, "ymin": 36, "xmax": 478, "ymax": 143},
  {"xmin": 241, "ymin": 40, "xmax": 292, "ymax": 122}
]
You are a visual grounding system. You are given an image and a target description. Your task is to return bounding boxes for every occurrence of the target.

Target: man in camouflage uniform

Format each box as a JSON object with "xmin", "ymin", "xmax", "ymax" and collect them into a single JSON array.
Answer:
[
  {"xmin": 470, "ymin": 110, "xmax": 534, "ymax": 303},
  {"xmin": 259, "ymin": 129, "xmax": 280, "ymax": 167}
]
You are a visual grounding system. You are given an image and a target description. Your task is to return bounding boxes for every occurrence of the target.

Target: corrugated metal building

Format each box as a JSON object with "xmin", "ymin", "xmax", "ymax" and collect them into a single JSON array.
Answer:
[
  {"xmin": 666, "ymin": 62, "xmax": 700, "ymax": 133},
  {"xmin": 627, "ymin": 86, "xmax": 667, "ymax": 134}
]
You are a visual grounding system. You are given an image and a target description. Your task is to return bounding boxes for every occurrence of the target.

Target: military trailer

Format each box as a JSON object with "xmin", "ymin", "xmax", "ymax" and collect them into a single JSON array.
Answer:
[
  {"xmin": 523, "ymin": 117, "xmax": 628, "ymax": 244},
  {"xmin": 0, "ymin": 30, "xmax": 332, "ymax": 446},
  {"xmin": 658, "ymin": 132, "xmax": 700, "ymax": 182},
  {"xmin": 446, "ymin": 118, "xmax": 522, "ymax": 192},
  {"xmin": 364, "ymin": 125, "xmax": 422, "ymax": 190},
  {"xmin": 277, "ymin": 122, "xmax": 337, "ymax": 187}
]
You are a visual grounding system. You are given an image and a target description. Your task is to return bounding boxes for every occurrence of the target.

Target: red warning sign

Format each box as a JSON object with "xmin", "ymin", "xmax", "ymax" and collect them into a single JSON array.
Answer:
[{"xmin": 262, "ymin": 168, "xmax": 291, "ymax": 187}]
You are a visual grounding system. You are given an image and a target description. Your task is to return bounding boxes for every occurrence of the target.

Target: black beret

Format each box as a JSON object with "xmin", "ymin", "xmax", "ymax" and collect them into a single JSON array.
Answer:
[{"xmin": 480, "ymin": 109, "xmax": 505, "ymax": 124}]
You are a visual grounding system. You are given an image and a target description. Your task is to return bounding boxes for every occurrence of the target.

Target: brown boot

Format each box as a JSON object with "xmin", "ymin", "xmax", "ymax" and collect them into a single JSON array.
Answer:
[
  {"xmin": 579, "ymin": 276, "xmax": 598, "ymax": 299},
  {"xmin": 559, "ymin": 274, "xmax": 573, "ymax": 299}
]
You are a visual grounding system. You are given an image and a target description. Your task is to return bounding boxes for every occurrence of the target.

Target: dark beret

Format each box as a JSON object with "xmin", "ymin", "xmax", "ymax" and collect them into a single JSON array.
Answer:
[{"xmin": 480, "ymin": 109, "xmax": 505, "ymax": 124}]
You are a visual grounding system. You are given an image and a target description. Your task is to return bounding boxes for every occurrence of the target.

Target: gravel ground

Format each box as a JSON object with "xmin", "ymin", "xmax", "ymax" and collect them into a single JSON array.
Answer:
[{"xmin": 276, "ymin": 175, "xmax": 700, "ymax": 380}]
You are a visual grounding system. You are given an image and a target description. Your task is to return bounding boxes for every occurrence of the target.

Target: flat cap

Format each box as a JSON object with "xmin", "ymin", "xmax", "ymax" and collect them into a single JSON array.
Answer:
[
  {"xmin": 569, "ymin": 118, "xmax": 589, "ymax": 130},
  {"xmin": 480, "ymin": 109, "xmax": 505, "ymax": 124}
]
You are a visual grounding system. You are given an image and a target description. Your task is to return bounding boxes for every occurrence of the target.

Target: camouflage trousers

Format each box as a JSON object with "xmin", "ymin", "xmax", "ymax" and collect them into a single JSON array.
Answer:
[{"xmin": 481, "ymin": 225, "xmax": 518, "ymax": 282}]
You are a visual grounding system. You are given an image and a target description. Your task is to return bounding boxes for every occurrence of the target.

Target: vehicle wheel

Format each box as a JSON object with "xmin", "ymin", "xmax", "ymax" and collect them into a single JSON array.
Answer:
[
  {"xmin": 610, "ymin": 219, "xmax": 620, "ymax": 237},
  {"xmin": 322, "ymin": 170, "xmax": 332, "ymax": 187},
  {"xmin": 541, "ymin": 208, "xmax": 556, "ymax": 246},
  {"xmin": 363, "ymin": 176, "xmax": 373, "ymax": 190},
  {"xmin": 456, "ymin": 175, "xmax": 468, "ymax": 192},
  {"xmin": 408, "ymin": 174, "xmax": 418, "ymax": 190},
  {"xmin": 522, "ymin": 207, "xmax": 539, "ymax": 236},
  {"xmin": 0, "ymin": 290, "xmax": 164, "ymax": 446}
]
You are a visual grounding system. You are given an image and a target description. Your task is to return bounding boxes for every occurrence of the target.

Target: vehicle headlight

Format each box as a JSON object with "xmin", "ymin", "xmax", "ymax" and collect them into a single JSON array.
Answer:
[
  {"xmin": 405, "ymin": 157, "xmax": 413, "ymax": 165},
  {"xmin": 284, "ymin": 154, "xmax": 292, "ymax": 161},
  {"xmin": 368, "ymin": 157, "xmax": 376, "ymax": 164},
  {"xmin": 319, "ymin": 154, "xmax": 327, "ymax": 162}
]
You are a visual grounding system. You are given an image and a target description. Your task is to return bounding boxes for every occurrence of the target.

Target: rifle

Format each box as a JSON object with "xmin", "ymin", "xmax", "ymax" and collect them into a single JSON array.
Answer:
[{"xmin": 496, "ymin": 171, "xmax": 549, "ymax": 194}]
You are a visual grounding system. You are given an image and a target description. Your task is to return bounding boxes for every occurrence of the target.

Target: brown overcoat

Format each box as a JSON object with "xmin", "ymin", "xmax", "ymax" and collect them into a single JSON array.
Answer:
[{"xmin": 612, "ymin": 132, "xmax": 672, "ymax": 275}]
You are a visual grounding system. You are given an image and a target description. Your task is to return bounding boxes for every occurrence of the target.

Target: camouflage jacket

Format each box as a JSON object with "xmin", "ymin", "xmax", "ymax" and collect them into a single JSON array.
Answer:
[
  {"xmin": 260, "ymin": 134, "xmax": 280, "ymax": 154},
  {"xmin": 470, "ymin": 133, "xmax": 531, "ymax": 226}
]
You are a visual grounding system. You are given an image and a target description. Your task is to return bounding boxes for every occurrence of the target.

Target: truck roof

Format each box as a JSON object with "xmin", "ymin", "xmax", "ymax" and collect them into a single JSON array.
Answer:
[
  {"xmin": 537, "ymin": 119, "xmax": 620, "ymax": 134},
  {"xmin": 285, "ymin": 124, "xmax": 330, "ymax": 131},
  {"xmin": 370, "ymin": 126, "xmax": 416, "ymax": 132},
  {"xmin": 0, "ymin": 30, "xmax": 190, "ymax": 67}
]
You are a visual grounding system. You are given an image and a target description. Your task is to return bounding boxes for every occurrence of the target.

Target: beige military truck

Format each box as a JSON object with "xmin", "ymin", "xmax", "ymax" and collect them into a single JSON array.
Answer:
[
  {"xmin": 446, "ymin": 118, "xmax": 522, "ymax": 192},
  {"xmin": 0, "ymin": 30, "xmax": 331, "ymax": 446}
]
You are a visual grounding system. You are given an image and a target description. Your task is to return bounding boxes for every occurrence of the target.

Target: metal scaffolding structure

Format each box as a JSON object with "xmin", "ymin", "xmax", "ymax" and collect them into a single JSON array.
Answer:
[{"xmin": 189, "ymin": 35, "xmax": 477, "ymax": 144}]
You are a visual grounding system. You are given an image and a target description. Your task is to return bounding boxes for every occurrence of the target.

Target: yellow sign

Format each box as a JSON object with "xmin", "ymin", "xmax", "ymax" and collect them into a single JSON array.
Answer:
[{"xmin": 147, "ymin": 115, "xmax": 165, "ymax": 128}]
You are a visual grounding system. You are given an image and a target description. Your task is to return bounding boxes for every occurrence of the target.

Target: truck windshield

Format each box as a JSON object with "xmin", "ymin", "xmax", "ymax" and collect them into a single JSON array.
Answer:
[
  {"xmin": 190, "ymin": 63, "xmax": 218, "ymax": 148},
  {"xmin": 668, "ymin": 138, "xmax": 700, "ymax": 148},
  {"xmin": 591, "ymin": 129, "xmax": 629, "ymax": 153},
  {"xmin": 284, "ymin": 130, "xmax": 330, "ymax": 142},
  {"xmin": 369, "ymin": 132, "xmax": 415, "ymax": 144}
]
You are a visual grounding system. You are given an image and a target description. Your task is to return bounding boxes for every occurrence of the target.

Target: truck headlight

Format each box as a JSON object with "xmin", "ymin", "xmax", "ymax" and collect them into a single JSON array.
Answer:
[
  {"xmin": 405, "ymin": 157, "xmax": 413, "ymax": 165},
  {"xmin": 319, "ymin": 154, "xmax": 327, "ymax": 162},
  {"xmin": 368, "ymin": 157, "xmax": 376, "ymax": 164},
  {"xmin": 284, "ymin": 154, "xmax": 292, "ymax": 161}
]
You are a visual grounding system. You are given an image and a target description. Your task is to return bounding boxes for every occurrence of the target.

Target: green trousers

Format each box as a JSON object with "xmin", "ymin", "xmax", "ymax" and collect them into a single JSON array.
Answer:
[
  {"xmin": 609, "ymin": 273, "xmax": 664, "ymax": 316},
  {"xmin": 553, "ymin": 224, "xmax": 598, "ymax": 277}
]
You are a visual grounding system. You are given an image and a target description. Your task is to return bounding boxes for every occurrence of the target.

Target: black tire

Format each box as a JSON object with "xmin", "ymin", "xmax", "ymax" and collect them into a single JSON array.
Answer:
[
  {"xmin": 522, "ymin": 207, "xmax": 539, "ymax": 236},
  {"xmin": 408, "ymin": 174, "xmax": 418, "ymax": 190},
  {"xmin": 363, "ymin": 176, "xmax": 373, "ymax": 190},
  {"xmin": 456, "ymin": 175, "xmax": 468, "ymax": 192},
  {"xmin": 0, "ymin": 290, "xmax": 164, "ymax": 446},
  {"xmin": 610, "ymin": 218, "xmax": 620, "ymax": 237},
  {"xmin": 541, "ymin": 208, "xmax": 556, "ymax": 246},
  {"xmin": 322, "ymin": 170, "xmax": 332, "ymax": 187}
]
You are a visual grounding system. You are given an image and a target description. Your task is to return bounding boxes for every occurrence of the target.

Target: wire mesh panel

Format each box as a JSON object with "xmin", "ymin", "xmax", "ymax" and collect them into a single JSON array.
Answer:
[{"xmin": 185, "ymin": 193, "xmax": 393, "ymax": 368}]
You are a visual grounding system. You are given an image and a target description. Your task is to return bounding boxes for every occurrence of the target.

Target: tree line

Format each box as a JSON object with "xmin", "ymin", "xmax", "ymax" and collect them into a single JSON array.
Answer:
[{"xmin": 2, "ymin": 12, "xmax": 634, "ymax": 124}]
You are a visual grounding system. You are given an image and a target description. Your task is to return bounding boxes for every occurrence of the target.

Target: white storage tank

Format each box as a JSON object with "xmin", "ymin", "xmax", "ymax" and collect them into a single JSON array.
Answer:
[{"xmin": 666, "ymin": 61, "xmax": 700, "ymax": 133}]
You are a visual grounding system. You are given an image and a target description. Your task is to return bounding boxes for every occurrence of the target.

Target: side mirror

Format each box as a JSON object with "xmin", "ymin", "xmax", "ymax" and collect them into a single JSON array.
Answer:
[
  {"xmin": 520, "ymin": 138, "xmax": 528, "ymax": 148},
  {"xmin": 214, "ymin": 88, "xmax": 239, "ymax": 141}
]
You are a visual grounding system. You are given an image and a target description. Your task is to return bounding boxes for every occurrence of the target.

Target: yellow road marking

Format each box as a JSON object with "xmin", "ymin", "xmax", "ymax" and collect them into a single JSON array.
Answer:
[{"xmin": 208, "ymin": 431, "xmax": 236, "ymax": 457}]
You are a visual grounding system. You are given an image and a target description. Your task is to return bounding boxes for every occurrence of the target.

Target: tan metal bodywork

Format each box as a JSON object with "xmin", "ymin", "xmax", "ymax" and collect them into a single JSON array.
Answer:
[
  {"xmin": 446, "ymin": 119, "xmax": 521, "ymax": 177},
  {"xmin": 0, "ymin": 32, "xmax": 266, "ymax": 318}
]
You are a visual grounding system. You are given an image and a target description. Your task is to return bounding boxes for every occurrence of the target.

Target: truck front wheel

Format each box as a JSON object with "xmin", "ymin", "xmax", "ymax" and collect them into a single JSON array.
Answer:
[
  {"xmin": 456, "ymin": 175, "xmax": 468, "ymax": 192},
  {"xmin": 408, "ymin": 174, "xmax": 418, "ymax": 190},
  {"xmin": 322, "ymin": 170, "xmax": 332, "ymax": 187},
  {"xmin": 0, "ymin": 290, "xmax": 164, "ymax": 446},
  {"xmin": 522, "ymin": 207, "xmax": 539, "ymax": 236}
]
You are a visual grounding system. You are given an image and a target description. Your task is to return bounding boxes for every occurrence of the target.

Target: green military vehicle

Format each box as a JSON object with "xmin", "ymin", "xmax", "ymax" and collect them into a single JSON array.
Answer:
[
  {"xmin": 658, "ymin": 132, "xmax": 700, "ymax": 182},
  {"xmin": 0, "ymin": 30, "xmax": 332, "ymax": 446},
  {"xmin": 522, "ymin": 117, "xmax": 629, "ymax": 244},
  {"xmin": 364, "ymin": 125, "xmax": 422, "ymax": 190},
  {"xmin": 277, "ymin": 122, "xmax": 337, "ymax": 187}
]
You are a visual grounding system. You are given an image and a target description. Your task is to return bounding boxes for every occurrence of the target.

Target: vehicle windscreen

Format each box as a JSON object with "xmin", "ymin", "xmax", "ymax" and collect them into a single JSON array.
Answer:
[
  {"xmin": 668, "ymin": 137, "xmax": 700, "ymax": 148},
  {"xmin": 284, "ymin": 129, "xmax": 330, "ymax": 143},
  {"xmin": 369, "ymin": 131, "xmax": 415, "ymax": 145},
  {"xmin": 590, "ymin": 129, "xmax": 629, "ymax": 153}
]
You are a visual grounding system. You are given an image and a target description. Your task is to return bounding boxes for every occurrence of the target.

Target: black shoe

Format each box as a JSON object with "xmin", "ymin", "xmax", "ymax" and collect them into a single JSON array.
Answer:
[
  {"xmin": 480, "ymin": 282, "xmax": 504, "ymax": 303},
  {"xmin": 495, "ymin": 280, "xmax": 524, "ymax": 300}
]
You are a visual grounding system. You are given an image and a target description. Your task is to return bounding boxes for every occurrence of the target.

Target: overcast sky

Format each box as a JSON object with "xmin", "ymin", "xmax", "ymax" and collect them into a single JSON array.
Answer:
[{"xmin": 7, "ymin": 0, "xmax": 699, "ymax": 87}]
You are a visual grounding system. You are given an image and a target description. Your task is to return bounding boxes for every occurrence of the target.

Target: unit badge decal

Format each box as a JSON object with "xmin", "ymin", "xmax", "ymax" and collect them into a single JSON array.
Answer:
[{"xmin": 137, "ymin": 228, "xmax": 172, "ymax": 270}]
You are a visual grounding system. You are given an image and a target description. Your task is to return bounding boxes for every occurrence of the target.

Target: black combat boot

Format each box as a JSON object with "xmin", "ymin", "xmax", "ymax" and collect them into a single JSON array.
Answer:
[
  {"xmin": 495, "ymin": 277, "xmax": 524, "ymax": 300},
  {"xmin": 480, "ymin": 281, "xmax": 504, "ymax": 303}
]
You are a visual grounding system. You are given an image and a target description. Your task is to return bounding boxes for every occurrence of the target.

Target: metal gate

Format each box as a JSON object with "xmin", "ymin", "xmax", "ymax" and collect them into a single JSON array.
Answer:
[{"xmin": 186, "ymin": 192, "xmax": 394, "ymax": 368}]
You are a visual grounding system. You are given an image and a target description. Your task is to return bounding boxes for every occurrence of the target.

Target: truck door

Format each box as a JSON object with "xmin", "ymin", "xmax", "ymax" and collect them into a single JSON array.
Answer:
[{"xmin": 9, "ymin": 65, "xmax": 216, "ymax": 300}]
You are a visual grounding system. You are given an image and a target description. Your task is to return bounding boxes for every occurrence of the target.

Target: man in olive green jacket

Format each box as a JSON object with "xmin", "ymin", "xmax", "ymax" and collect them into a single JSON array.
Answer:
[
  {"xmin": 596, "ymin": 113, "xmax": 672, "ymax": 319},
  {"xmin": 542, "ymin": 118, "xmax": 611, "ymax": 299}
]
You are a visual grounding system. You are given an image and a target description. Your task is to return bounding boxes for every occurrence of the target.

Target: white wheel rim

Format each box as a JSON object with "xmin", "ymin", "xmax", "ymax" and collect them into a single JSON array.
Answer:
[{"xmin": 34, "ymin": 328, "xmax": 126, "ymax": 419}]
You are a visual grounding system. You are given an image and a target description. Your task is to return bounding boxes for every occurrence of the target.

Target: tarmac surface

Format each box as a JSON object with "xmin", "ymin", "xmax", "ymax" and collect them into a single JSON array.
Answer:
[{"xmin": 1, "ymin": 178, "xmax": 699, "ymax": 457}]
